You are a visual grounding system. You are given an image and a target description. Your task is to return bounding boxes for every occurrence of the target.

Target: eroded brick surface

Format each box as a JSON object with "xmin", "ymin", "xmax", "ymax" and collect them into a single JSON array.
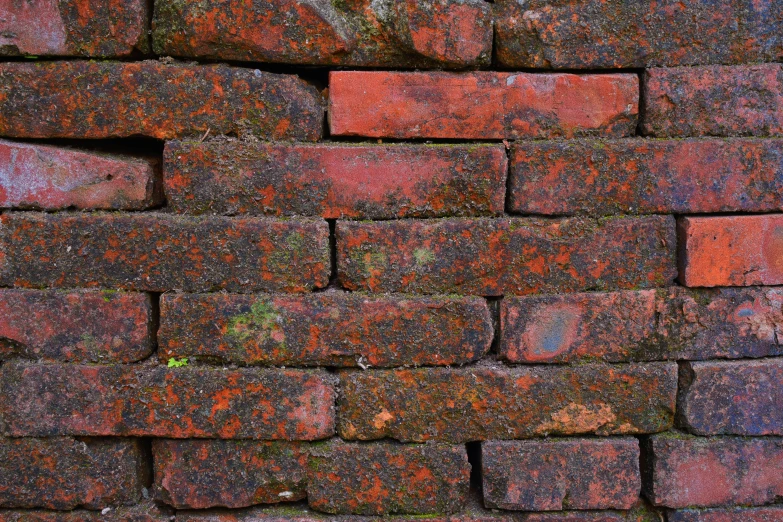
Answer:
[
  {"xmin": 0, "ymin": 502, "xmax": 171, "ymax": 522},
  {"xmin": 669, "ymin": 506, "xmax": 783, "ymax": 522}
]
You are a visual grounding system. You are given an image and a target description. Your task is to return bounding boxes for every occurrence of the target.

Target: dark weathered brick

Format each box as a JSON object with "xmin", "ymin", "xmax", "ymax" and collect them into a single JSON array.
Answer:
[
  {"xmin": 307, "ymin": 441, "xmax": 469, "ymax": 515},
  {"xmin": 679, "ymin": 358, "xmax": 783, "ymax": 436},
  {"xmin": 0, "ymin": 502, "xmax": 171, "ymax": 522},
  {"xmin": 159, "ymin": 293, "xmax": 492, "ymax": 367},
  {"xmin": 0, "ymin": 437, "xmax": 147, "ymax": 510},
  {"xmin": 0, "ymin": 61, "xmax": 323, "ymax": 140},
  {"xmin": 509, "ymin": 139, "xmax": 783, "ymax": 215},
  {"xmin": 153, "ymin": 439, "xmax": 308, "ymax": 509},
  {"xmin": 153, "ymin": 0, "xmax": 492, "ymax": 68},
  {"xmin": 644, "ymin": 434, "xmax": 783, "ymax": 508},
  {"xmin": 482, "ymin": 439, "xmax": 640, "ymax": 510},
  {"xmin": 338, "ymin": 217, "xmax": 676, "ymax": 296},
  {"xmin": 1, "ymin": 362, "xmax": 336, "ymax": 440},
  {"xmin": 669, "ymin": 506, "xmax": 783, "ymax": 522},
  {"xmin": 329, "ymin": 71, "xmax": 638, "ymax": 139},
  {"xmin": 164, "ymin": 140, "xmax": 506, "ymax": 218},
  {"xmin": 338, "ymin": 363, "xmax": 677, "ymax": 442},
  {"xmin": 0, "ymin": 289, "xmax": 152, "ymax": 363},
  {"xmin": 0, "ymin": 213, "xmax": 329, "ymax": 293}
]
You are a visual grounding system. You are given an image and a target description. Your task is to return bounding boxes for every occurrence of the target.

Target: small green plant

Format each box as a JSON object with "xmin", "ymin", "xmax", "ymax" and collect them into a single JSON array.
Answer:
[{"xmin": 167, "ymin": 357, "xmax": 189, "ymax": 368}]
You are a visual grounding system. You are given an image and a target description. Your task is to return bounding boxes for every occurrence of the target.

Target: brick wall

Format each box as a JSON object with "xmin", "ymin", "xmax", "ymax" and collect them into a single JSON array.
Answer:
[{"xmin": 0, "ymin": 1, "xmax": 782, "ymax": 521}]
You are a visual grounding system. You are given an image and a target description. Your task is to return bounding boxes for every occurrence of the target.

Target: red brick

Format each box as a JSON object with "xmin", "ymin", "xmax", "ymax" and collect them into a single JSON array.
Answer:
[
  {"xmin": 495, "ymin": 0, "xmax": 783, "ymax": 69},
  {"xmin": 337, "ymin": 217, "xmax": 675, "ymax": 296},
  {"xmin": 0, "ymin": 139, "xmax": 159, "ymax": 210},
  {"xmin": 0, "ymin": 362, "xmax": 336, "ymax": 440},
  {"xmin": 678, "ymin": 215, "xmax": 783, "ymax": 287},
  {"xmin": 678, "ymin": 359, "xmax": 783, "ymax": 436},
  {"xmin": 509, "ymin": 138, "xmax": 783, "ymax": 215},
  {"xmin": 338, "ymin": 363, "xmax": 677, "ymax": 442},
  {"xmin": 329, "ymin": 71, "xmax": 638, "ymax": 140},
  {"xmin": 0, "ymin": 213, "xmax": 329, "ymax": 293},
  {"xmin": 0, "ymin": 61, "xmax": 323, "ymax": 141},
  {"xmin": 307, "ymin": 441, "xmax": 469, "ymax": 515},
  {"xmin": 0, "ymin": 0, "xmax": 149, "ymax": 57},
  {"xmin": 159, "ymin": 293, "xmax": 492, "ymax": 367},
  {"xmin": 0, "ymin": 502, "xmax": 171, "ymax": 522},
  {"xmin": 482, "ymin": 439, "xmax": 640, "ymax": 510},
  {"xmin": 152, "ymin": 0, "xmax": 491, "ymax": 68},
  {"xmin": 644, "ymin": 434, "xmax": 783, "ymax": 508},
  {"xmin": 153, "ymin": 439, "xmax": 308, "ymax": 509},
  {"xmin": 164, "ymin": 140, "xmax": 506, "ymax": 218},
  {"xmin": 643, "ymin": 64, "xmax": 783, "ymax": 137},
  {"xmin": 669, "ymin": 506, "xmax": 783, "ymax": 522},
  {"xmin": 0, "ymin": 289, "xmax": 152, "ymax": 363},
  {"xmin": 0, "ymin": 437, "xmax": 147, "ymax": 510}
]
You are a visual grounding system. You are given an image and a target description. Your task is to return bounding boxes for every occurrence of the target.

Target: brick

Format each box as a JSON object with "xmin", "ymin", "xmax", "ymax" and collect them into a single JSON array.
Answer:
[
  {"xmin": 0, "ymin": 139, "xmax": 160, "ymax": 210},
  {"xmin": 509, "ymin": 138, "xmax": 783, "ymax": 215},
  {"xmin": 152, "ymin": 0, "xmax": 492, "ymax": 68},
  {"xmin": 678, "ymin": 215, "xmax": 783, "ymax": 287},
  {"xmin": 163, "ymin": 140, "xmax": 506, "ymax": 219},
  {"xmin": 0, "ymin": 289, "xmax": 152, "ymax": 363},
  {"xmin": 0, "ymin": 362, "xmax": 336, "ymax": 440},
  {"xmin": 0, "ymin": 213, "xmax": 329, "ymax": 293},
  {"xmin": 153, "ymin": 439, "xmax": 308, "ymax": 509},
  {"xmin": 669, "ymin": 506, "xmax": 783, "ymax": 522},
  {"xmin": 643, "ymin": 64, "xmax": 783, "ymax": 137},
  {"xmin": 0, "ymin": 0, "xmax": 149, "ymax": 57},
  {"xmin": 644, "ymin": 434, "xmax": 783, "ymax": 508},
  {"xmin": 159, "ymin": 293, "xmax": 492, "ymax": 367},
  {"xmin": 495, "ymin": 0, "xmax": 783, "ymax": 69},
  {"xmin": 678, "ymin": 359, "xmax": 783, "ymax": 436},
  {"xmin": 0, "ymin": 502, "xmax": 171, "ymax": 522},
  {"xmin": 329, "ymin": 71, "xmax": 638, "ymax": 140},
  {"xmin": 482, "ymin": 439, "xmax": 640, "ymax": 511},
  {"xmin": 307, "ymin": 441, "xmax": 469, "ymax": 515},
  {"xmin": 0, "ymin": 61, "xmax": 323, "ymax": 141},
  {"xmin": 337, "ymin": 216, "xmax": 676, "ymax": 296},
  {"xmin": 0, "ymin": 437, "xmax": 146, "ymax": 510},
  {"xmin": 338, "ymin": 363, "xmax": 677, "ymax": 442}
]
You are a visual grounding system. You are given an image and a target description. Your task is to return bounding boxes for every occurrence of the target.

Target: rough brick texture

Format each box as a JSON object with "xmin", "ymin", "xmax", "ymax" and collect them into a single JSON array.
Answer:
[
  {"xmin": 678, "ymin": 359, "xmax": 783, "ymax": 436},
  {"xmin": 0, "ymin": 502, "xmax": 171, "ymax": 522},
  {"xmin": 329, "ymin": 71, "xmax": 638, "ymax": 139},
  {"xmin": 164, "ymin": 140, "xmax": 506, "ymax": 219},
  {"xmin": 338, "ymin": 363, "xmax": 677, "ymax": 442},
  {"xmin": 153, "ymin": 439, "xmax": 308, "ymax": 509},
  {"xmin": 0, "ymin": 362, "xmax": 336, "ymax": 440},
  {"xmin": 0, "ymin": 213, "xmax": 329, "ymax": 293},
  {"xmin": 306, "ymin": 441, "xmax": 469, "ymax": 515},
  {"xmin": 159, "ymin": 293, "xmax": 492, "ymax": 367},
  {"xmin": 0, "ymin": 289, "xmax": 152, "ymax": 363},
  {"xmin": 509, "ymin": 138, "xmax": 783, "ymax": 216},
  {"xmin": 644, "ymin": 434, "xmax": 783, "ymax": 508},
  {"xmin": 0, "ymin": 437, "xmax": 147, "ymax": 510},
  {"xmin": 482, "ymin": 439, "xmax": 640, "ymax": 511},
  {"xmin": 338, "ymin": 216, "xmax": 676, "ymax": 295},
  {"xmin": 0, "ymin": 61, "xmax": 323, "ymax": 140},
  {"xmin": 152, "ymin": 0, "xmax": 492, "ymax": 68},
  {"xmin": 669, "ymin": 506, "xmax": 783, "ymax": 522}
]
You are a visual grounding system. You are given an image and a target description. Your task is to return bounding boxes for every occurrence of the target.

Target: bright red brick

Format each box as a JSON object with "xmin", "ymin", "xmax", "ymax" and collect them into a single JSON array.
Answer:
[
  {"xmin": 0, "ymin": 289, "xmax": 152, "ymax": 363},
  {"xmin": 644, "ymin": 434, "xmax": 783, "ymax": 508},
  {"xmin": 482, "ymin": 439, "xmax": 640, "ymax": 510},
  {"xmin": 0, "ymin": 362, "xmax": 336, "ymax": 440},
  {"xmin": 307, "ymin": 441, "xmax": 469, "ymax": 515},
  {"xmin": 679, "ymin": 359, "xmax": 783, "ymax": 436},
  {"xmin": 669, "ymin": 506, "xmax": 783, "ymax": 522},
  {"xmin": 153, "ymin": 439, "xmax": 308, "ymax": 509},
  {"xmin": 678, "ymin": 215, "xmax": 783, "ymax": 287},
  {"xmin": 0, "ymin": 437, "xmax": 147, "ymax": 510},
  {"xmin": 0, "ymin": 502, "xmax": 171, "ymax": 522},
  {"xmin": 159, "ymin": 293, "xmax": 492, "ymax": 367},
  {"xmin": 509, "ymin": 138, "xmax": 783, "ymax": 215},
  {"xmin": 643, "ymin": 64, "xmax": 783, "ymax": 137},
  {"xmin": 0, "ymin": 62, "xmax": 323, "ymax": 141},
  {"xmin": 163, "ymin": 140, "xmax": 506, "ymax": 218},
  {"xmin": 0, "ymin": 0, "xmax": 149, "ymax": 56},
  {"xmin": 337, "ymin": 217, "xmax": 675, "ymax": 295},
  {"xmin": 0, "ymin": 139, "xmax": 159, "ymax": 210},
  {"xmin": 338, "ymin": 363, "xmax": 677, "ymax": 442},
  {"xmin": 152, "ymin": 0, "xmax": 492, "ymax": 68},
  {"xmin": 329, "ymin": 71, "xmax": 638, "ymax": 139},
  {"xmin": 0, "ymin": 213, "xmax": 329, "ymax": 293}
]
